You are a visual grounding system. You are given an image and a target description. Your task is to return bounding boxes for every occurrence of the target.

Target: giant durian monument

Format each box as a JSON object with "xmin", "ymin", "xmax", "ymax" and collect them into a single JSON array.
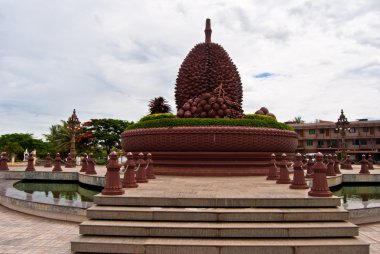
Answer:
[{"xmin": 122, "ymin": 19, "xmax": 298, "ymax": 176}]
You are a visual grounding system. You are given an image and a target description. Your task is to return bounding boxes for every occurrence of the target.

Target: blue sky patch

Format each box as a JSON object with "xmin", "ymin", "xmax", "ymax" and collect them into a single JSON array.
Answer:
[{"xmin": 254, "ymin": 72, "xmax": 274, "ymax": 78}]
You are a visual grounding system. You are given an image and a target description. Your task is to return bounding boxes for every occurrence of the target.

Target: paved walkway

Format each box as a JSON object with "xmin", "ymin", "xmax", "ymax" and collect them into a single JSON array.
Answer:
[
  {"xmin": 0, "ymin": 204, "xmax": 78, "ymax": 254},
  {"xmin": 0, "ymin": 203, "xmax": 379, "ymax": 254}
]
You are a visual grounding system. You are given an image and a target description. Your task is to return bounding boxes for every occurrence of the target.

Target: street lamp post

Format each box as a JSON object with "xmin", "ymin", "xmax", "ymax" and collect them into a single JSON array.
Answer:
[
  {"xmin": 335, "ymin": 109, "xmax": 350, "ymax": 160},
  {"xmin": 67, "ymin": 109, "xmax": 81, "ymax": 166}
]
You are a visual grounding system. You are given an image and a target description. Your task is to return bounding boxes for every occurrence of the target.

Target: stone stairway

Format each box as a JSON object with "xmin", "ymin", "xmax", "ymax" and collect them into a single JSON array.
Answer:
[{"xmin": 71, "ymin": 195, "xmax": 369, "ymax": 254}]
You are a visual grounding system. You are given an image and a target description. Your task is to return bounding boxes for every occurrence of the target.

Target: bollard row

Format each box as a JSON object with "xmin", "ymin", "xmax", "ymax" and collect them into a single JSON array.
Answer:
[
  {"xmin": 266, "ymin": 152, "xmax": 340, "ymax": 197},
  {"xmin": 102, "ymin": 151, "xmax": 155, "ymax": 196}
]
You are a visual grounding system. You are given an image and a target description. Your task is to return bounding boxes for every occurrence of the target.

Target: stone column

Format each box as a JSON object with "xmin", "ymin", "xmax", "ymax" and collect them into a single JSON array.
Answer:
[
  {"xmin": 368, "ymin": 155, "xmax": 374, "ymax": 170},
  {"xmin": 80, "ymin": 153, "xmax": 88, "ymax": 173},
  {"xmin": 0, "ymin": 152, "xmax": 10, "ymax": 171},
  {"xmin": 276, "ymin": 153, "xmax": 292, "ymax": 184},
  {"xmin": 305, "ymin": 155, "xmax": 314, "ymax": 178},
  {"xmin": 102, "ymin": 151, "xmax": 125, "ymax": 195},
  {"xmin": 290, "ymin": 153, "xmax": 309, "ymax": 189},
  {"xmin": 146, "ymin": 153, "xmax": 156, "ymax": 179},
  {"xmin": 359, "ymin": 154, "xmax": 370, "ymax": 174},
  {"xmin": 25, "ymin": 154, "xmax": 36, "ymax": 172},
  {"xmin": 52, "ymin": 153, "xmax": 63, "ymax": 172},
  {"xmin": 308, "ymin": 152, "xmax": 332, "ymax": 197},
  {"xmin": 86, "ymin": 154, "xmax": 97, "ymax": 175},
  {"xmin": 266, "ymin": 153, "xmax": 279, "ymax": 180},
  {"xmin": 326, "ymin": 154, "xmax": 336, "ymax": 176},
  {"xmin": 136, "ymin": 152, "xmax": 148, "ymax": 183},
  {"xmin": 122, "ymin": 152, "xmax": 138, "ymax": 188},
  {"xmin": 333, "ymin": 154, "xmax": 342, "ymax": 174}
]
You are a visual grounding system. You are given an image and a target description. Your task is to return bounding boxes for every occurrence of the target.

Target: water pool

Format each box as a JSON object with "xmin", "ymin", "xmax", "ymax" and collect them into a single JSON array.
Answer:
[
  {"xmin": 332, "ymin": 184, "xmax": 380, "ymax": 209},
  {"xmin": 14, "ymin": 180, "xmax": 102, "ymax": 202}
]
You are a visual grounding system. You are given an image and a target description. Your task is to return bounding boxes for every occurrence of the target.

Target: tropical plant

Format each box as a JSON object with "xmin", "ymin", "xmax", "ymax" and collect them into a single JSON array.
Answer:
[
  {"xmin": 44, "ymin": 120, "xmax": 71, "ymax": 154},
  {"xmin": 148, "ymin": 96, "xmax": 172, "ymax": 114},
  {"xmin": 294, "ymin": 116, "xmax": 305, "ymax": 124}
]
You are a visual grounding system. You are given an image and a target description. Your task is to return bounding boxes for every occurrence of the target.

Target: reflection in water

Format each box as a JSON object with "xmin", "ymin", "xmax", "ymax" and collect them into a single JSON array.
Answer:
[
  {"xmin": 13, "ymin": 181, "xmax": 101, "ymax": 202},
  {"xmin": 332, "ymin": 184, "xmax": 380, "ymax": 209}
]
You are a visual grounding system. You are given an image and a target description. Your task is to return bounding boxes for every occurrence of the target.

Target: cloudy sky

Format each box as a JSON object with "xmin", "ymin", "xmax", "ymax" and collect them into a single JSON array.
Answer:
[{"xmin": 1, "ymin": 0, "xmax": 379, "ymax": 139}]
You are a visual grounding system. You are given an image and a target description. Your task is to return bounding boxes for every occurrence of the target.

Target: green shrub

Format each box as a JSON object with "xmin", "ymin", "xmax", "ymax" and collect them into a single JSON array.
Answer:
[
  {"xmin": 138, "ymin": 113, "xmax": 175, "ymax": 122},
  {"xmin": 245, "ymin": 114, "xmax": 276, "ymax": 121},
  {"xmin": 126, "ymin": 117, "xmax": 293, "ymax": 131}
]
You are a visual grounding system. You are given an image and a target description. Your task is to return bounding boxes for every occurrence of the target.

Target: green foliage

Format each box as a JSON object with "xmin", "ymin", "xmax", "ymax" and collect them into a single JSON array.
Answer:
[
  {"xmin": 148, "ymin": 96, "xmax": 172, "ymax": 114},
  {"xmin": 293, "ymin": 116, "xmax": 305, "ymax": 124},
  {"xmin": 0, "ymin": 133, "xmax": 51, "ymax": 160},
  {"xmin": 245, "ymin": 114, "xmax": 276, "ymax": 121},
  {"xmin": 80, "ymin": 119, "xmax": 134, "ymax": 154},
  {"xmin": 126, "ymin": 117, "xmax": 293, "ymax": 131},
  {"xmin": 138, "ymin": 113, "xmax": 175, "ymax": 122},
  {"xmin": 44, "ymin": 120, "xmax": 71, "ymax": 154}
]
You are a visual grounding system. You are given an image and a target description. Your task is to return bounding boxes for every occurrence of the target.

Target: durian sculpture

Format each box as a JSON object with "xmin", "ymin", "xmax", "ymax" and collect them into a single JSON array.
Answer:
[{"xmin": 175, "ymin": 19, "xmax": 244, "ymax": 118}]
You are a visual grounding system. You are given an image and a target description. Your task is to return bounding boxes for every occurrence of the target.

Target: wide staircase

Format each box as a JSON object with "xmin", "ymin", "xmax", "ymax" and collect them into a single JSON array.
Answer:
[{"xmin": 71, "ymin": 194, "xmax": 369, "ymax": 254}]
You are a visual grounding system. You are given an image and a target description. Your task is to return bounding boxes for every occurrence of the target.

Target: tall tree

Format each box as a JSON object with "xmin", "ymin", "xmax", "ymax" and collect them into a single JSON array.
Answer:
[
  {"xmin": 294, "ymin": 116, "xmax": 305, "ymax": 124},
  {"xmin": 0, "ymin": 133, "xmax": 51, "ymax": 160},
  {"xmin": 44, "ymin": 120, "xmax": 72, "ymax": 154},
  {"xmin": 148, "ymin": 96, "xmax": 172, "ymax": 114},
  {"xmin": 79, "ymin": 119, "xmax": 133, "ymax": 154}
]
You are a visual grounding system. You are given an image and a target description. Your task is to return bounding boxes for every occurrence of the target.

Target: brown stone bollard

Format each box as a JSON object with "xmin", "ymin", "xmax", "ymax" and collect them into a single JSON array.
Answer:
[
  {"xmin": 146, "ymin": 153, "xmax": 156, "ymax": 179},
  {"xmin": 333, "ymin": 154, "xmax": 342, "ymax": 174},
  {"xmin": 65, "ymin": 153, "xmax": 75, "ymax": 168},
  {"xmin": 266, "ymin": 153, "xmax": 279, "ymax": 180},
  {"xmin": 368, "ymin": 155, "xmax": 374, "ymax": 170},
  {"xmin": 326, "ymin": 154, "xmax": 336, "ymax": 176},
  {"xmin": 323, "ymin": 154, "xmax": 328, "ymax": 165},
  {"xmin": 0, "ymin": 152, "xmax": 10, "ymax": 171},
  {"xmin": 345, "ymin": 155, "xmax": 353, "ymax": 170},
  {"xmin": 136, "ymin": 152, "xmax": 148, "ymax": 183},
  {"xmin": 122, "ymin": 152, "xmax": 138, "ymax": 188},
  {"xmin": 308, "ymin": 153, "xmax": 332, "ymax": 197},
  {"xmin": 276, "ymin": 153, "xmax": 292, "ymax": 184},
  {"xmin": 290, "ymin": 153, "xmax": 309, "ymax": 189},
  {"xmin": 52, "ymin": 153, "xmax": 63, "ymax": 172},
  {"xmin": 86, "ymin": 154, "xmax": 97, "ymax": 175},
  {"xmin": 305, "ymin": 155, "xmax": 314, "ymax": 178},
  {"xmin": 25, "ymin": 153, "xmax": 36, "ymax": 172},
  {"xmin": 80, "ymin": 153, "xmax": 88, "ymax": 173},
  {"xmin": 102, "ymin": 151, "xmax": 125, "ymax": 195},
  {"xmin": 359, "ymin": 154, "xmax": 370, "ymax": 174},
  {"xmin": 44, "ymin": 153, "xmax": 52, "ymax": 167}
]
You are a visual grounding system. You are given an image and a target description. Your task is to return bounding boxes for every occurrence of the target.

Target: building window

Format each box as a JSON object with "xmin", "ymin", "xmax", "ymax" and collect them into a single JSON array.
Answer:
[
  {"xmin": 319, "ymin": 129, "xmax": 325, "ymax": 134},
  {"xmin": 376, "ymin": 139, "xmax": 380, "ymax": 144},
  {"xmin": 349, "ymin": 128, "xmax": 356, "ymax": 133},
  {"xmin": 360, "ymin": 139, "xmax": 367, "ymax": 145},
  {"xmin": 363, "ymin": 127, "xmax": 369, "ymax": 132},
  {"xmin": 352, "ymin": 140, "xmax": 359, "ymax": 145},
  {"xmin": 306, "ymin": 140, "xmax": 313, "ymax": 146},
  {"xmin": 317, "ymin": 140, "xmax": 324, "ymax": 146},
  {"xmin": 309, "ymin": 129, "xmax": 316, "ymax": 134},
  {"xmin": 331, "ymin": 140, "xmax": 338, "ymax": 147}
]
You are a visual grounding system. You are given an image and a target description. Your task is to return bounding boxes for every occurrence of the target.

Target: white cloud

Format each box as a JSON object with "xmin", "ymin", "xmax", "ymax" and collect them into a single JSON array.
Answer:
[{"xmin": 0, "ymin": 0, "xmax": 379, "ymax": 139}]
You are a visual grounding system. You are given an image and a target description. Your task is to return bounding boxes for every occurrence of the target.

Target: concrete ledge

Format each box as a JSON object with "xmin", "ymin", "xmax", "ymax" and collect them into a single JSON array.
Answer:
[
  {"xmin": 0, "ymin": 195, "xmax": 86, "ymax": 222},
  {"xmin": 0, "ymin": 170, "xmax": 78, "ymax": 181}
]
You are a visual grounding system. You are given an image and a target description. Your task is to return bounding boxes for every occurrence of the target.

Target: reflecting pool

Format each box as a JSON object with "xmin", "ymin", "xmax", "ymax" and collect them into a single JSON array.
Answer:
[
  {"xmin": 332, "ymin": 184, "xmax": 380, "ymax": 209},
  {"xmin": 14, "ymin": 180, "xmax": 101, "ymax": 202}
]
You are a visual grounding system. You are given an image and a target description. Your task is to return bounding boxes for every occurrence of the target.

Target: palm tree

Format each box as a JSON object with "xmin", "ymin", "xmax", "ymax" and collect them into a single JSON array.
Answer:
[
  {"xmin": 294, "ymin": 116, "xmax": 305, "ymax": 124},
  {"xmin": 148, "ymin": 96, "xmax": 172, "ymax": 114},
  {"xmin": 44, "ymin": 120, "xmax": 71, "ymax": 153}
]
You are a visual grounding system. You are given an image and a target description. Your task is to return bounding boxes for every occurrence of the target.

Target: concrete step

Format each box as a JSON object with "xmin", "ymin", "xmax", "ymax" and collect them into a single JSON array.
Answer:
[
  {"xmin": 93, "ymin": 195, "xmax": 341, "ymax": 208},
  {"xmin": 79, "ymin": 220, "xmax": 358, "ymax": 238},
  {"xmin": 71, "ymin": 235, "xmax": 369, "ymax": 254},
  {"xmin": 87, "ymin": 205, "xmax": 349, "ymax": 222}
]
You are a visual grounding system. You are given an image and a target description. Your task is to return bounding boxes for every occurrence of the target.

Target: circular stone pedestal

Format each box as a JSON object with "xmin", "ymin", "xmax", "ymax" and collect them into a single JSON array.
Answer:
[{"xmin": 121, "ymin": 126, "xmax": 298, "ymax": 176}]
